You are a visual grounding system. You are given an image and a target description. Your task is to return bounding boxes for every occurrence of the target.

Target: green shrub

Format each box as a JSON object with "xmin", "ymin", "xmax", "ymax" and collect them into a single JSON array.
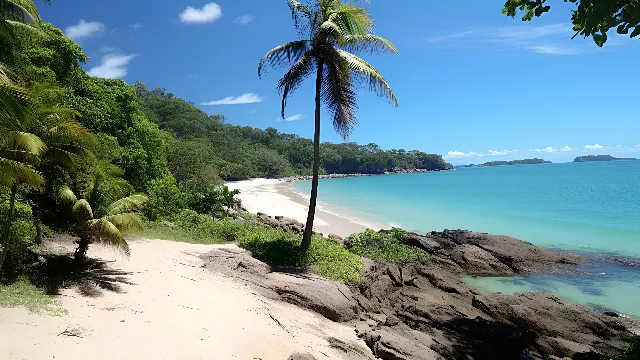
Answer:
[
  {"xmin": 238, "ymin": 227, "xmax": 362, "ymax": 284},
  {"xmin": 145, "ymin": 174, "xmax": 185, "ymax": 221},
  {"xmin": 611, "ymin": 336, "xmax": 640, "ymax": 360},
  {"xmin": 143, "ymin": 210, "xmax": 251, "ymax": 244},
  {"xmin": 0, "ymin": 201, "xmax": 36, "ymax": 277},
  {"xmin": 347, "ymin": 228, "xmax": 429, "ymax": 263}
]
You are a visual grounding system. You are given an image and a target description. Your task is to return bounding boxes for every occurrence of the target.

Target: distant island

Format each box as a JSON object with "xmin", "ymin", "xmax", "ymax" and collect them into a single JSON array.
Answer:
[
  {"xmin": 480, "ymin": 158, "xmax": 551, "ymax": 167},
  {"xmin": 574, "ymin": 155, "xmax": 636, "ymax": 162}
]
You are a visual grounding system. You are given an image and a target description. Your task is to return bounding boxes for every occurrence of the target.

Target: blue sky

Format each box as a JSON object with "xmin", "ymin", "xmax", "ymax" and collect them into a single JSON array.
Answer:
[{"xmin": 41, "ymin": 0, "xmax": 640, "ymax": 164}]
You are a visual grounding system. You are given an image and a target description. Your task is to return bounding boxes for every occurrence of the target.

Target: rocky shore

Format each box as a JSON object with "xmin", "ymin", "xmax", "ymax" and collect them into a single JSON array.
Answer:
[
  {"xmin": 282, "ymin": 168, "xmax": 452, "ymax": 182},
  {"xmin": 201, "ymin": 219, "xmax": 638, "ymax": 360}
]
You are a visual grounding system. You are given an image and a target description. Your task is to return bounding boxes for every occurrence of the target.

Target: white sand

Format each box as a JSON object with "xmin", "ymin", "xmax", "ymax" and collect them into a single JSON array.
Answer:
[
  {"xmin": 228, "ymin": 179, "xmax": 385, "ymax": 238},
  {"xmin": 0, "ymin": 240, "xmax": 367, "ymax": 359}
]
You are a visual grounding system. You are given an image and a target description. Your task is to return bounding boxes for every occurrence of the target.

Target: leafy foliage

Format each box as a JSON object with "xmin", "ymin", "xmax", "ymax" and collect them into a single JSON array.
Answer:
[
  {"xmin": 610, "ymin": 336, "xmax": 640, "ymax": 360},
  {"xmin": 502, "ymin": 0, "xmax": 640, "ymax": 46},
  {"xmin": 346, "ymin": 228, "xmax": 429, "ymax": 263},
  {"xmin": 144, "ymin": 210, "xmax": 252, "ymax": 244}
]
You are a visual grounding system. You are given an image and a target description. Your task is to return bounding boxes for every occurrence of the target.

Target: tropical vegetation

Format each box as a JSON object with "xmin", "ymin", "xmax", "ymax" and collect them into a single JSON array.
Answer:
[
  {"xmin": 574, "ymin": 155, "xmax": 636, "ymax": 163},
  {"xmin": 258, "ymin": 0, "xmax": 399, "ymax": 250},
  {"xmin": 0, "ymin": 0, "xmax": 450, "ymax": 279},
  {"xmin": 503, "ymin": 0, "xmax": 640, "ymax": 46}
]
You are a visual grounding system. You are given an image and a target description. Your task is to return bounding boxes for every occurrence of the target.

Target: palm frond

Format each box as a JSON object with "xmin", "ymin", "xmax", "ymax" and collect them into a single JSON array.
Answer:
[
  {"xmin": 337, "ymin": 49, "xmax": 397, "ymax": 106},
  {"xmin": 317, "ymin": 17, "xmax": 345, "ymax": 44},
  {"xmin": 341, "ymin": 34, "xmax": 397, "ymax": 55},
  {"xmin": 288, "ymin": 0, "xmax": 316, "ymax": 35},
  {"xmin": 106, "ymin": 194, "xmax": 148, "ymax": 216},
  {"xmin": 86, "ymin": 218, "xmax": 130, "ymax": 256},
  {"xmin": 0, "ymin": 157, "xmax": 44, "ymax": 188},
  {"xmin": 258, "ymin": 40, "xmax": 310, "ymax": 77},
  {"xmin": 4, "ymin": 0, "xmax": 43, "ymax": 23},
  {"xmin": 72, "ymin": 199, "xmax": 93, "ymax": 222},
  {"xmin": 43, "ymin": 147, "xmax": 79, "ymax": 168},
  {"xmin": 331, "ymin": 4, "xmax": 373, "ymax": 36},
  {"xmin": 0, "ymin": 65, "xmax": 30, "ymax": 131},
  {"xmin": 2, "ymin": 131, "xmax": 47, "ymax": 156},
  {"xmin": 106, "ymin": 213, "xmax": 144, "ymax": 233},
  {"xmin": 321, "ymin": 49, "xmax": 358, "ymax": 138},
  {"xmin": 277, "ymin": 50, "xmax": 316, "ymax": 119},
  {"xmin": 57, "ymin": 185, "xmax": 77, "ymax": 206},
  {"xmin": 4, "ymin": 19, "xmax": 46, "ymax": 36}
]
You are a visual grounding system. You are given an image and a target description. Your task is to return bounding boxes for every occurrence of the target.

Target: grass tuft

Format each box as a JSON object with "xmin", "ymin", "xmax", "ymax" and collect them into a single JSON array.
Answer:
[
  {"xmin": 237, "ymin": 227, "xmax": 363, "ymax": 284},
  {"xmin": 346, "ymin": 228, "xmax": 429, "ymax": 263},
  {"xmin": 0, "ymin": 277, "xmax": 67, "ymax": 316}
]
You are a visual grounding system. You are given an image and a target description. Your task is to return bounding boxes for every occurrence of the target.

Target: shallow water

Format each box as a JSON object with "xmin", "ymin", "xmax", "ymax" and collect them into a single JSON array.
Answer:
[{"xmin": 294, "ymin": 161, "xmax": 640, "ymax": 316}]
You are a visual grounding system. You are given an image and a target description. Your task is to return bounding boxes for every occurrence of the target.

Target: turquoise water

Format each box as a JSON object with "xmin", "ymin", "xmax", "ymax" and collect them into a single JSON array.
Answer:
[{"xmin": 294, "ymin": 161, "xmax": 640, "ymax": 316}]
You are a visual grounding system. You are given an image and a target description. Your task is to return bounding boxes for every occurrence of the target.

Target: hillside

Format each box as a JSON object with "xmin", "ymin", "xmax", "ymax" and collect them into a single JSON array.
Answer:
[
  {"xmin": 480, "ymin": 158, "xmax": 551, "ymax": 167},
  {"xmin": 574, "ymin": 155, "xmax": 636, "ymax": 162}
]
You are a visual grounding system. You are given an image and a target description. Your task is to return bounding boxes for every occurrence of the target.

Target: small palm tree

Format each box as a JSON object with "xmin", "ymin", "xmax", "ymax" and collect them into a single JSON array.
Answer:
[
  {"xmin": 219, "ymin": 185, "xmax": 240, "ymax": 217},
  {"xmin": 258, "ymin": 0, "xmax": 398, "ymax": 250},
  {"xmin": 58, "ymin": 162, "xmax": 147, "ymax": 261}
]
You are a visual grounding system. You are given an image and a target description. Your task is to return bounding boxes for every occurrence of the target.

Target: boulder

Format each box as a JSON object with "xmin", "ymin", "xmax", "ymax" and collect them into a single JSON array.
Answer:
[
  {"xmin": 200, "ymin": 247, "xmax": 359, "ymax": 323},
  {"xmin": 328, "ymin": 234, "xmax": 344, "ymax": 243}
]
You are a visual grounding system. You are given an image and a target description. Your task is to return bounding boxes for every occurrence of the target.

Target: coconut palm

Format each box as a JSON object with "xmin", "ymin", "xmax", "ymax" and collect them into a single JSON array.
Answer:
[
  {"xmin": 0, "ymin": 86, "xmax": 93, "ymax": 271},
  {"xmin": 258, "ymin": 0, "xmax": 397, "ymax": 250},
  {"xmin": 0, "ymin": 0, "xmax": 44, "ymax": 131},
  {"xmin": 58, "ymin": 162, "xmax": 147, "ymax": 261}
]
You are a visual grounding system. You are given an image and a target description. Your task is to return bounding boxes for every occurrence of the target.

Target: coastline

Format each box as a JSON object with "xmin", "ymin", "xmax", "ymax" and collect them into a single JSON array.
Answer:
[{"xmin": 227, "ymin": 178, "xmax": 388, "ymax": 238}]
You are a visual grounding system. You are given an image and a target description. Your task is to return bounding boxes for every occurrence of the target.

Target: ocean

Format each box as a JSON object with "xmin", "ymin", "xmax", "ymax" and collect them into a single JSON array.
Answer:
[{"xmin": 294, "ymin": 161, "xmax": 640, "ymax": 317}]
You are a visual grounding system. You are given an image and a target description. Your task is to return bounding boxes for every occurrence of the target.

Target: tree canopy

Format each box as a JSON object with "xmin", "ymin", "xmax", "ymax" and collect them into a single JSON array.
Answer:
[{"xmin": 503, "ymin": 0, "xmax": 640, "ymax": 46}]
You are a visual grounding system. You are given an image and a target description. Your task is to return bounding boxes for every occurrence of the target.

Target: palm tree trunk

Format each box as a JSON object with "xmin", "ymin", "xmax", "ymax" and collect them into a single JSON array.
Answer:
[
  {"xmin": 301, "ymin": 60, "xmax": 324, "ymax": 251},
  {"xmin": 0, "ymin": 183, "xmax": 18, "ymax": 273}
]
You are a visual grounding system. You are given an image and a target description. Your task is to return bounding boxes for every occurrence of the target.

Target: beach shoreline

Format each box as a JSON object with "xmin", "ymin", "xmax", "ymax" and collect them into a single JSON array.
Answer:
[{"xmin": 227, "ymin": 178, "xmax": 388, "ymax": 238}]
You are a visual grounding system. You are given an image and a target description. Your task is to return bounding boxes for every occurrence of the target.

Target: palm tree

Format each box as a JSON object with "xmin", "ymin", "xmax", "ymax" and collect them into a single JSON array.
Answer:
[
  {"xmin": 0, "ymin": 86, "xmax": 92, "ymax": 271},
  {"xmin": 258, "ymin": 0, "xmax": 397, "ymax": 250},
  {"xmin": 57, "ymin": 162, "xmax": 147, "ymax": 261}
]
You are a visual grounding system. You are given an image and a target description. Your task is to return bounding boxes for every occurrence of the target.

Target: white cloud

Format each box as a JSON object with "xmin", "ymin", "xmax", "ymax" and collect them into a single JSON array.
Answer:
[
  {"xmin": 65, "ymin": 20, "xmax": 105, "ymax": 40},
  {"xmin": 285, "ymin": 114, "xmax": 304, "ymax": 121},
  {"xmin": 425, "ymin": 31, "xmax": 475, "ymax": 43},
  {"xmin": 180, "ymin": 3, "xmax": 223, "ymax": 24},
  {"xmin": 99, "ymin": 46, "xmax": 117, "ymax": 52},
  {"xmin": 585, "ymin": 144, "xmax": 605, "ymax": 150},
  {"xmin": 561, "ymin": 146, "xmax": 575, "ymax": 152},
  {"xmin": 488, "ymin": 150, "xmax": 515, "ymax": 156},
  {"xmin": 201, "ymin": 93, "xmax": 264, "ymax": 105},
  {"xmin": 445, "ymin": 151, "xmax": 482, "ymax": 159},
  {"xmin": 88, "ymin": 54, "xmax": 136, "ymax": 79},
  {"xmin": 131, "ymin": 23, "xmax": 142, "ymax": 30},
  {"xmin": 420, "ymin": 23, "xmax": 592, "ymax": 55},
  {"xmin": 276, "ymin": 113, "xmax": 305, "ymax": 122},
  {"xmin": 530, "ymin": 45, "xmax": 579, "ymax": 55},
  {"xmin": 533, "ymin": 147, "xmax": 557, "ymax": 153},
  {"xmin": 234, "ymin": 15, "xmax": 255, "ymax": 25}
]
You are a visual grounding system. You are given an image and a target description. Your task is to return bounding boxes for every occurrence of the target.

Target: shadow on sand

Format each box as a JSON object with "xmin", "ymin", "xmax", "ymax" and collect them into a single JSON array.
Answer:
[{"xmin": 29, "ymin": 254, "xmax": 134, "ymax": 297}]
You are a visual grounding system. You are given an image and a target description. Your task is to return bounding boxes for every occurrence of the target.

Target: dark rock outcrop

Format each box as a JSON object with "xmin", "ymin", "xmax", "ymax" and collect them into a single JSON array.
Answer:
[
  {"xmin": 351, "ymin": 261, "xmax": 634, "ymax": 360},
  {"xmin": 394, "ymin": 229, "xmax": 587, "ymax": 276}
]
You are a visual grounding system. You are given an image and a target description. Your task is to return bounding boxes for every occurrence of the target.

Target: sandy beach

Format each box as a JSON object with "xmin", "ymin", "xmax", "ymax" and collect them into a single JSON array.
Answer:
[
  {"xmin": 227, "ymin": 179, "xmax": 386, "ymax": 238},
  {"xmin": 0, "ymin": 239, "xmax": 368, "ymax": 360}
]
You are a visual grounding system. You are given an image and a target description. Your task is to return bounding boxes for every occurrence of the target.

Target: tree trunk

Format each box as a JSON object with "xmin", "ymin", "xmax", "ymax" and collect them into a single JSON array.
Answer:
[
  {"xmin": 301, "ymin": 60, "xmax": 324, "ymax": 251},
  {"xmin": 74, "ymin": 234, "xmax": 89, "ymax": 262},
  {"xmin": 0, "ymin": 184, "xmax": 18, "ymax": 274},
  {"xmin": 33, "ymin": 203, "xmax": 42, "ymax": 245}
]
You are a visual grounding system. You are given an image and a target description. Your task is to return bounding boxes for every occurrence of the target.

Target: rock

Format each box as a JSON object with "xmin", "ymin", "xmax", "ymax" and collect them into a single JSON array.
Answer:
[
  {"xmin": 360, "ymin": 328, "xmax": 443, "ymax": 360},
  {"xmin": 270, "ymin": 272, "xmax": 359, "ymax": 322},
  {"xmin": 200, "ymin": 247, "xmax": 359, "ymax": 323},
  {"xmin": 328, "ymin": 233, "xmax": 344, "ymax": 242},
  {"xmin": 350, "ymin": 261, "xmax": 634, "ymax": 360},
  {"xmin": 161, "ymin": 220, "xmax": 173, "ymax": 228},
  {"xmin": 449, "ymin": 244, "xmax": 514, "ymax": 275}
]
